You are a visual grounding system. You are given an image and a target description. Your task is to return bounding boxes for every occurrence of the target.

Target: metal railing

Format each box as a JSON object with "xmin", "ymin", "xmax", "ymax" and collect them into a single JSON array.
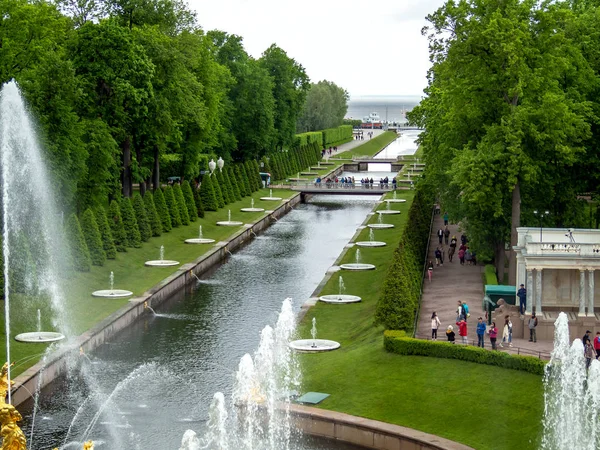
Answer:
[{"xmin": 290, "ymin": 181, "xmax": 397, "ymax": 191}]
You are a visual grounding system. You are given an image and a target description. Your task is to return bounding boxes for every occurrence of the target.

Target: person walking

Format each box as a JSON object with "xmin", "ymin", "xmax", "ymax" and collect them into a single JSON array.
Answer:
[
  {"xmin": 456, "ymin": 318, "xmax": 468, "ymax": 344},
  {"xmin": 528, "ymin": 313, "xmax": 538, "ymax": 343},
  {"xmin": 594, "ymin": 332, "xmax": 600, "ymax": 360},
  {"xmin": 448, "ymin": 245, "xmax": 455, "ymax": 263},
  {"xmin": 458, "ymin": 247, "xmax": 465, "ymax": 265},
  {"xmin": 446, "ymin": 325, "xmax": 455, "ymax": 343},
  {"xmin": 437, "ymin": 228, "xmax": 444, "ymax": 244},
  {"xmin": 500, "ymin": 316, "xmax": 513, "ymax": 348},
  {"xmin": 456, "ymin": 301, "xmax": 465, "ymax": 321},
  {"xmin": 427, "ymin": 260, "xmax": 434, "ymax": 282},
  {"xmin": 431, "ymin": 312, "xmax": 441, "ymax": 340},
  {"xmin": 585, "ymin": 341, "xmax": 594, "ymax": 369},
  {"xmin": 583, "ymin": 330, "xmax": 592, "ymax": 348},
  {"xmin": 444, "ymin": 226, "xmax": 450, "ymax": 245},
  {"xmin": 517, "ymin": 284, "xmax": 527, "ymax": 315},
  {"xmin": 476, "ymin": 317, "xmax": 486, "ymax": 348},
  {"xmin": 443, "ymin": 211, "xmax": 449, "ymax": 226},
  {"xmin": 435, "ymin": 247, "xmax": 443, "ymax": 266},
  {"xmin": 489, "ymin": 322, "xmax": 498, "ymax": 350}
]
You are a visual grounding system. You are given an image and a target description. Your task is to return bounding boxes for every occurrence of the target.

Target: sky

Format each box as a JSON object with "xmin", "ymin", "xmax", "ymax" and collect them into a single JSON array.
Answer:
[{"xmin": 189, "ymin": 0, "xmax": 447, "ymax": 98}]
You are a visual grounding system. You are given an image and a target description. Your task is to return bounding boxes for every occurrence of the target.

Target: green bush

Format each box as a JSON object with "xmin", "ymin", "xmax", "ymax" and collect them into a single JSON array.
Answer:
[
  {"xmin": 235, "ymin": 165, "xmax": 249, "ymax": 197},
  {"xmin": 173, "ymin": 184, "xmax": 190, "ymax": 225},
  {"xmin": 143, "ymin": 191, "xmax": 162, "ymax": 237},
  {"xmin": 66, "ymin": 213, "xmax": 91, "ymax": 272},
  {"xmin": 252, "ymin": 160, "xmax": 263, "ymax": 189},
  {"xmin": 383, "ymin": 331, "xmax": 546, "ymax": 375},
  {"xmin": 182, "ymin": 180, "xmax": 198, "ymax": 221},
  {"xmin": 212, "ymin": 174, "xmax": 225, "ymax": 208},
  {"xmin": 153, "ymin": 187, "xmax": 172, "ymax": 232},
  {"xmin": 226, "ymin": 166, "xmax": 242, "ymax": 201},
  {"xmin": 245, "ymin": 160, "xmax": 258, "ymax": 192},
  {"xmin": 132, "ymin": 193, "xmax": 151, "ymax": 242},
  {"xmin": 295, "ymin": 131, "xmax": 324, "ymax": 148},
  {"xmin": 215, "ymin": 171, "xmax": 230, "ymax": 204},
  {"xmin": 322, "ymin": 125, "xmax": 353, "ymax": 146},
  {"xmin": 485, "ymin": 264, "xmax": 499, "ymax": 285},
  {"xmin": 81, "ymin": 208, "xmax": 106, "ymax": 266},
  {"xmin": 95, "ymin": 207, "xmax": 117, "ymax": 259},
  {"xmin": 192, "ymin": 183, "xmax": 205, "ymax": 218},
  {"xmin": 222, "ymin": 168, "xmax": 235, "ymax": 203},
  {"xmin": 120, "ymin": 197, "xmax": 141, "ymax": 248},
  {"xmin": 108, "ymin": 200, "xmax": 127, "ymax": 252},
  {"xmin": 163, "ymin": 186, "xmax": 182, "ymax": 227},
  {"xmin": 200, "ymin": 173, "xmax": 218, "ymax": 211}
]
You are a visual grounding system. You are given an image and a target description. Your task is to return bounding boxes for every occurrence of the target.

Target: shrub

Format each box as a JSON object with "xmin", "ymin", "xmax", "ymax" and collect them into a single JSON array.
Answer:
[
  {"xmin": 245, "ymin": 160, "xmax": 258, "ymax": 192},
  {"xmin": 212, "ymin": 174, "xmax": 225, "ymax": 208},
  {"xmin": 81, "ymin": 208, "xmax": 106, "ymax": 266},
  {"xmin": 66, "ymin": 213, "xmax": 91, "ymax": 272},
  {"xmin": 200, "ymin": 173, "xmax": 218, "ymax": 211},
  {"xmin": 238, "ymin": 164, "xmax": 251, "ymax": 196},
  {"xmin": 227, "ymin": 166, "xmax": 242, "ymax": 201},
  {"xmin": 143, "ymin": 191, "xmax": 162, "ymax": 237},
  {"xmin": 132, "ymin": 193, "xmax": 151, "ymax": 242},
  {"xmin": 95, "ymin": 207, "xmax": 117, "ymax": 259},
  {"xmin": 383, "ymin": 331, "xmax": 546, "ymax": 375},
  {"xmin": 153, "ymin": 187, "xmax": 172, "ymax": 232},
  {"xmin": 252, "ymin": 160, "xmax": 263, "ymax": 189},
  {"xmin": 109, "ymin": 200, "xmax": 127, "ymax": 252},
  {"xmin": 173, "ymin": 183, "xmax": 190, "ymax": 225},
  {"xmin": 120, "ymin": 197, "xmax": 141, "ymax": 248},
  {"xmin": 192, "ymin": 183, "xmax": 205, "ymax": 218},
  {"xmin": 163, "ymin": 186, "xmax": 181, "ymax": 227},
  {"xmin": 485, "ymin": 264, "xmax": 499, "ymax": 285},
  {"xmin": 216, "ymin": 171, "xmax": 231, "ymax": 204},
  {"xmin": 182, "ymin": 180, "xmax": 198, "ymax": 221},
  {"xmin": 322, "ymin": 125, "xmax": 353, "ymax": 146}
]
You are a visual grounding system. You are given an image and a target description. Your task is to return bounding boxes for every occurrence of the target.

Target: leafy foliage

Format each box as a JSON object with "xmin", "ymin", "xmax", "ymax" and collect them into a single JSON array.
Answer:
[{"xmin": 297, "ymin": 81, "xmax": 349, "ymax": 132}]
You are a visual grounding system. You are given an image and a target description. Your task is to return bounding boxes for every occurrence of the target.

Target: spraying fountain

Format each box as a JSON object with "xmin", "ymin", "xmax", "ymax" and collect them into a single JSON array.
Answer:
[
  {"xmin": 339, "ymin": 248, "xmax": 375, "ymax": 271},
  {"xmin": 216, "ymin": 210, "xmax": 243, "ymax": 226},
  {"xmin": 289, "ymin": 318, "xmax": 340, "ymax": 352},
  {"xmin": 377, "ymin": 202, "xmax": 401, "ymax": 215},
  {"xmin": 240, "ymin": 198, "xmax": 265, "ymax": 213},
  {"xmin": 319, "ymin": 276, "xmax": 361, "ymax": 304},
  {"xmin": 368, "ymin": 212, "xmax": 394, "ymax": 229},
  {"xmin": 144, "ymin": 245, "xmax": 180, "ymax": 267},
  {"xmin": 91, "ymin": 271, "xmax": 133, "ymax": 298},
  {"xmin": 384, "ymin": 191, "xmax": 406, "ymax": 203},
  {"xmin": 355, "ymin": 228, "xmax": 386, "ymax": 247},
  {"xmin": 260, "ymin": 189, "xmax": 282, "ymax": 201},
  {"xmin": 184, "ymin": 225, "xmax": 216, "ymax": 244}
]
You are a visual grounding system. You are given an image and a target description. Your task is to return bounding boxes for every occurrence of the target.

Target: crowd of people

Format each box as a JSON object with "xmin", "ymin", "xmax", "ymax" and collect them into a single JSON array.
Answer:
[{"xmin": 313, "ymin": 176, "xmax": 397, "ymax": 189}]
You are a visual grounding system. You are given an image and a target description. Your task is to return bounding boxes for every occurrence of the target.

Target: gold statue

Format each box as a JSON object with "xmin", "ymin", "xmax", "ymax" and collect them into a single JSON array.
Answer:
[
  {"xmin": 0, "ymin": 363, "xmax": 26, "ymax": 450},
  {"xmin": 83, "ymin": 441, "xmax": 94, "ymax": 450}
]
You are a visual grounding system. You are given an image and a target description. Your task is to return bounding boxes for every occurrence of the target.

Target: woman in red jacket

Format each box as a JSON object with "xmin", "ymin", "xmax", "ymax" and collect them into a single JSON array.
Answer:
[
  {"xmin": 456, "ymin": 319, "xmax": 468, "ymax": 344},
  {"xmin": 488, "ymin": 322, "xmax": 498, "ymax": 350}
]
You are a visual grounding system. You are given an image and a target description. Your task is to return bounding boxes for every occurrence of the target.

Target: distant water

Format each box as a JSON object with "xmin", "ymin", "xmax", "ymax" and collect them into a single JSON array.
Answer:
[{"xmin": 346, "ymin": 95, "xmax": 421, "ymax": 123}]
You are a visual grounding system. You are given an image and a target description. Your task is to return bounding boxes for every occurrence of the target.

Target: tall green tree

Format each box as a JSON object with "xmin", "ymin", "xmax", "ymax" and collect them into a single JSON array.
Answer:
[
  {"xmin": 120, "ymin": 196, "xmax": 142, "ymax": 248},
  {"xmin": 163, "ymin": 185, "xmax": 181, "ymax": 227},
  {"xmin": 109, "ymin": 200, "xmax": 127, "ymax": 252},
  {"xmin": 81, "ymin": 208, "xmax": 106, "ymax": 266},
  {"xmin": 182, "ymin": 180, "xmax": 198, "ymax": 221},
  {"xmin": 143, "ymin": 190, "xmax": 163, "ymax": 236},
  {"xmin": 199, "ymin": 173, "xmax": 218, "ymax": 211},
  {"xmin": 95, "ymin": 207, "xmax": 117, "ymax": 259},
  {"xmin": 153, "ymin": 187, "xmax": 172, "ymax": 231},
  {"xmin": 297, "ymin": 80, "xmax": 349, "ymax": 132},
  {"xmin": 173, "ymin": 183, "xmax": 190, "ymax": 225},
  {"xmin": 132, "ymin": 193, "xmax": 152, "ymax": 241},
  {"xmin": 66, "ymin": 213, "xmax": 91, "ymax": 272}
]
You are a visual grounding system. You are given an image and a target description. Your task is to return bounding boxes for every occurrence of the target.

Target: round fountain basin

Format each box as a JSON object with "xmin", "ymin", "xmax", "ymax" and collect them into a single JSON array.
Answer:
[
  {"xmin": 368, "ymin": 223, "xmax": 394, "ymax": 229},
  {"xmin": 289, "ymin": 178, "xmax": 307, "ymax": 182},
  {"xmin": 319, "ymin": 295, "xmax": 361, "ymax": 304},
  {"xmin": 145, "ymin": 260, "xmax": 180, "ymax": 267},
  {"xmin": 184, "ymin": 238, "xmax": 216, "ymax": 244},
  {"xmin": 355, "ymin": 241, "xmax": 387, "ymax": 247},
  {"xmin": 260, "ymin": 196, "xmax": 282, "ymax": 201},
  {"xmin": 384, "ymin": 199, "xmax": 407, "ymax": 203},
  {"xmin": 15, "ymin": 332, "xmax": 65, "ymax": 343},
  {"xmin": 92, "ymin": 289, "xmax": 133, "ymax": 298},
  {"xmin": 240, "ymin": 207, "xmax": 265, "ymax": 212},
  {"xmin": 289, "ymin": 339, "xmax": 340, "ymax": 352},
  {"xmin": 216, "ymin": 221, "xmax": 243, "ymax": 226},
  {"xmin": 377, "ymin": 210, "xmax": 401, "ymax": 215},
  {"xmin": 340, "ymin": 263, "xmax": 376, "ymax": 271},
  {"xmin": 300, "ymin": 172, "xmax": 318, "ymax": 176}
]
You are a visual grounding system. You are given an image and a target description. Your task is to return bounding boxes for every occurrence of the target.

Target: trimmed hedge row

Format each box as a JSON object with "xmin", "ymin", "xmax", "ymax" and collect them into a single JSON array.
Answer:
[
  {"xmin": 322, "ymin": 125, "xmax": 353, "ymax": 146},
  {"xmin": 296, "ymin": 131, "xmax": 323, "ymax": 147},
  {"xmin": 268, "ymin": 141, "xmax": 321, "ymax": 182},
  {"xmin": 485, "ymin": 264, "xmax": 499, "ymax": 285},
  {"xmin": 383, "ymin": 331, "xmax": 546, "ymax": 375}
]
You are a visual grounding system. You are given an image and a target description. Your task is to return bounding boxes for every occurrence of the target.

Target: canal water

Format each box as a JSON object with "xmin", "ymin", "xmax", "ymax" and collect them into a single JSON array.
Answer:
[
  {"xmin": 23, "ymin": 195, "xmax": 379, "ymax": 450},
  {"xmin": 374, "ymin": 129, "xmax": 420, "ymax": 159}
]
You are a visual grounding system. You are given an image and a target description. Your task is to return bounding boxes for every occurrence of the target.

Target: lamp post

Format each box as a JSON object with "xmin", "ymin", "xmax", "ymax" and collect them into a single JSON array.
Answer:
[
  {"xmin": 533, "ymin": 210, "xmax": 550, "ymax": 242},
  {"xmin": 208, "ymin": 158, "xmax": 216, "ymax": 175},
  {"xmin": 217, "ymin": 157, "xmax": 224, "ymax": 172}
]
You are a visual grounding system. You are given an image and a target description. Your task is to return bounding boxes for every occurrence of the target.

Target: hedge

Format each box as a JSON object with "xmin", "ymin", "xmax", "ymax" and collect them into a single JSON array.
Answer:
[
  {"xmin": 120, "ymin": 197, "xmax": 142, "ymax": 248},
  {"xmin": 485, "ymin": 264, "xmax": 499, "ymax": 285},
  {"xmin": 200, "ymin": 173, "xmax": 218, "ymax": 211},
  {"xmin": 95, "ymin": 207, "xmax": 116, "ymax": 259},
  {"xmin": 108, "ymin": 200, "xmax": 127, "ymax": 252},
  {"xmin": 226, "ymin": 166, "xmax": 241, "ymax": 201},
  {"xmin": 132, "ymin": 193, "xmax": 151, "ymax": 242},
  {"xmin": 322, "ymin": 125, "xmax": 353, "ymax": 146},
  {"xmin": 296, "ymin": 131, "xmax": 323, "ymax": 148},
  {"xmin": 236, "ymin": 164, "xmax": 250, "ymax": 197},
  {"xmin": 143, "ymin": 191, "xmax": 162, "ymax": 237},
  {"xmin": 66, "ymin": 213, "xmax": 91, "ymax": 272},
  {"xmin": 173, "ymin": 184, "xmax": 190, "ymax": 226},
  {"xmin": 153, "ymin": 187, "xmax": 172, "ymax": 232},
  {"xmin": 81, "ymin": 208, "xmax": 105, "ymax": 266},
  {"xmin": 383, "ymin": 331, "xmax": 546, "ymax": 376},
  {"xmin": 215, "ymin": 171, "xmax": 231, "ymax": 204},
  {"xmin": 192, "ymin": 183, "xmax": 205, "ymax": 218},
  {"xmin": 163, "ymin": 186, "xmax": 182, "ymax": 227},
  {"xmin": 212, "ymin": 173, "xmax": 225, "ymax": 208},
  {"xmin": 182, "ymin": 180, "xmax": 198, "ymax": 222}
]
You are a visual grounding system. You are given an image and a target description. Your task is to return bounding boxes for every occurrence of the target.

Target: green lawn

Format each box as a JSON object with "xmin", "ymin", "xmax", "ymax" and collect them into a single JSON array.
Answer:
[
  {"xmin": 336, "ymin": 131, "xmax": 398, "ymax": 159},
  {"xmin": 297, "ymin": 189, "xmax": 544, "ymax": 449}
]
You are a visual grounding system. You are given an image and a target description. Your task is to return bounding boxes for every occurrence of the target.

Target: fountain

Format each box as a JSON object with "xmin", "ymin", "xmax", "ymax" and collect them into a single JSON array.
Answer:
[
  {"xmin": 144, "ymin": 245, "xmax": 180, "ymax": 267},
  {"xmin": 260, "ymin": 188, "xmax": 282, "ymax": 201},
  {"xmin": 368, "ymin": 211, "xmax": 394, "ymax": 229},
  {"xmin": 184, "ymin": 225, "xmax": 216, "ymax": 244},
  {"xmin": 384, "ymin": 191, "xmax": 406, "ymax": 204},
  {"xmin": 240, "ymin": 198, "xmax": 265, "ymax": 213},
  {"xmin": 300, "ymin": 166, "xmax": 317, "ymax": 176},
  {"xmin": 91, "ymin": 271, "xmax": 133, "ymax": 298},
  {"xmin": 377, "ymin": 201, "xmax": 401, "ymax": 215},
  {"xmin": 216, "ymin": 210, "xmax": 243, "ymax": 226},
  {"xmin": 319, "ymin": 276, "xmax": 361, "ymax": 303},
  {"xmin": 355, "ymin": 228, "xmax": 386, "ymax": 248},
  {"xmin": 289, "ymin": 317, "xmax": 340, "ymax": 352},
  {"xmin": 542, "ymin": 312, "xmax": 600, "ymax": 450},
  {"xmin": 339, "ymin": 248, "xmax": 376, "ymax": 271}
]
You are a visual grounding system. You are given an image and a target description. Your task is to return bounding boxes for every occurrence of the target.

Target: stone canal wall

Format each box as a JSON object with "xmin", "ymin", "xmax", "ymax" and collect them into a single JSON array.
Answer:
[{"xmin": 11, "ymin": 194, "xmax": 302, "ymax": 407}]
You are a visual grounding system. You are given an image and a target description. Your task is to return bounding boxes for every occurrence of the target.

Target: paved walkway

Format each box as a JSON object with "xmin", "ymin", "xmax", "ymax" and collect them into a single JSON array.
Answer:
[{"xmin": 417, "ymin": 214, "xmax": 553, "ymax": 359}]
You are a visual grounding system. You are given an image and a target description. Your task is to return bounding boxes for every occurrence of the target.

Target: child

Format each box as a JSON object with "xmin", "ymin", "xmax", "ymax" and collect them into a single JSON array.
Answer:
[
  {"xmin": 446, "ymin": 325, "xmax": 455, "ymax": 344},
  {"xmin": 431, "ymin": 312, "xmax": 441, "ymax": 340},
  {"xmin": 488, "ymin": 322, "xmax": 498, "ymax": 350},
  {"xmin": 456, "ymin": 318, "xmax": 468, "ymax": 344}
]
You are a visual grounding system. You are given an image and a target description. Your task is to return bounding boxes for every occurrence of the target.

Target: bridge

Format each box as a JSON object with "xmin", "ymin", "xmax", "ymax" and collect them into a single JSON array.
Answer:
[{"xmin": 290, "ymin": 182, "xmax": 409, "ymax": 196}]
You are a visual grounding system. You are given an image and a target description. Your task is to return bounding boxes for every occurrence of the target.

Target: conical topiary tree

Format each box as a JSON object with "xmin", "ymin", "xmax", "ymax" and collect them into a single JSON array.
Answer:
[
  {"xmin": 236, "ymin": 165, "xmax": 250, "ymax": 197},
  {"xmin": 153, "ymin": 187, "xmax": 172, "ymax": 232},
  {"xmin": 216, "ymin": 170, "xmax": 231, "ymax": 204},
  {"xmin": 192, "ymin": 183, "xmax": 205, "ymax": 218},
  {"xmin": 120, "ymin": 196, "xmax": 141, "ymax": 248},
  {"xmin": 81, "ymin": 208, "xmax": 106, "ymax": 266},
  {"xmin": 213, "ymin": 174, "xmax": 225, "ymax": 208},
  {"xmin": 182, "ymin": 180, "xmax": 197, "ymax": 222},
  {"xmin": 132, "ymin": 193, "xmax": 151, "ymax": 242},
  {"xmin": 173, "ymin": 183, "xmax": 190, "ymax": 225},
  {"xmin": 227, "ymin": 166, "xmax": 242, "ymax": 201},
  {"xmin": 252, "ymin": 160, "xmax": 263, "ymax": 189},
  {"xmin": 66, "ymin": 213, "xmax": 91, "ymax": 272},
  {"xmin": 95, "ymin": 207, "xmax": 116, "ymax": 259},
  {"xmin": 163, "ymin": 186, "xmax": 182, "ymax": 227},
  {"xmin": 143, "ymin": 191, "xmax": 162, "ymax": 236},
  {"xmin": 245, "ymin": 160, "xmax": 258, "ymax": 192},
  {"xmin": 200, "ymin": 173, "xmax": 218, "ymax": 211},
  {"xmin": 109, "ymin": 200, "xmax": 127, "ymax": 252}
]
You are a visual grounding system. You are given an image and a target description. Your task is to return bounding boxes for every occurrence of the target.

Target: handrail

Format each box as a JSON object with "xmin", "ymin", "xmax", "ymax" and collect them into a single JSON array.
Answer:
[{"xmin": 412, "ymin": 204, "xmax": 435, "ymax": 337}]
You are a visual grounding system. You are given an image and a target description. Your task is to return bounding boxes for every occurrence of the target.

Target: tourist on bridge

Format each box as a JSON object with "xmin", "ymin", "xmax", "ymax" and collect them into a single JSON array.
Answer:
[
  {"xmin": 476, "ymin": 318, "xmax": 486, "ymax": 348},
  {"xmin": 448, "ymin": 245, "xmax": 455, "ymax": 262},
  {"xmin": 450, "ymin": 235, "xmax": 457, "ymax": 248},
  {"xmin": 458, "ymin": 247, "xmax": 466, "ymax": 265},
  {"xmin": 392, "ymin": 177, "xmax": 397, "ymax": 190},
  {"xmin": 517, "ymin": 284, "xmax": 527, "ymax": 315}
]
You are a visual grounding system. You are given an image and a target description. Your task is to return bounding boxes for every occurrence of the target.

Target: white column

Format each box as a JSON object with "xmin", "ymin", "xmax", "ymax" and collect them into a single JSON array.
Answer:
[
  {"xmin": 579, "ymin": 269, "xmax": 586, "ymax": 316},
  {"xmin": 536, "ymin": 268, "xmax": 543, "ymax": 314},
  {"xmin": 526, "ymin": 269, "xmax": 534, "ymax": 314},
  {"xmin": 589, "ymin": 269, "xmax": 595, "ymax": 317}
]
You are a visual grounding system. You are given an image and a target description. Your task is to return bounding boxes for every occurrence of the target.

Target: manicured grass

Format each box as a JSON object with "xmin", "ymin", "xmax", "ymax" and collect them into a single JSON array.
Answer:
[
  {"xmin": 3, "ymin": 188, "xmax": 295, "ymax": 376},
  {"xmin": 336, "ymin": 131, "xmax": 398, "ymax": 159},
  {"xmin": 297, "ymin": 189, "xmax": 544, "ymax": 449}
]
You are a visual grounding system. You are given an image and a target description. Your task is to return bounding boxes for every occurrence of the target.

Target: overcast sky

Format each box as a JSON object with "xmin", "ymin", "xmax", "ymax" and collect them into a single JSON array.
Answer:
[{"xmin": 189, "ymin": 0, "xmax": 447, "ymax": 97}]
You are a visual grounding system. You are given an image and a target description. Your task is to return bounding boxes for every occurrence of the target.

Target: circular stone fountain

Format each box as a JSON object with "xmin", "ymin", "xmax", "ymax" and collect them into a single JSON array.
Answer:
[
  {"xmin": 377, "ymin": 210, "xmax": 401, "ymax": 215},
  {"xmin": 217, "ymin": 210, "xmax": 243, "ymax": 226},
  {"xmin": 368, "ymin": 223, "xmax": 394, "ymax": 229},
  {"xmin": 288, "ymin": 339, "xmax": 340, "ymax": 352},
  {"xmin": 145, "ymin": 245, "xmax": 180, "ymax": 267},
  {"xmin": 185, "ymin": 238, "xmax": 215, "ymax": 244},
  {"xmin": 384, "ymin": 199, "xmax": 407, "ymax": 203},
  {"xmin": 340, "ymin": 263, "xmax": 376, "ymax": 270},
  {"xmin": 355, "ymin": 241, "xmax": 386, "ymax": 247},
  {"xmin": 319, "ymin": 294, "xmax": 361, "ymax": 304},
  {"xmin": 92, "ymin": 289, "xmax": 133, "ymax": 298},
  {"xmin": 15, "ymin": 332, "xmax": 65, "ymax": 343}
]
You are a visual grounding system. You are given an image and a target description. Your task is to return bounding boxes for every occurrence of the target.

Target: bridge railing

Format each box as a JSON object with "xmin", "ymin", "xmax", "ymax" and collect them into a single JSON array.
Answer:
[{"xmin": 290, "ymin": 180, "xmax": 397, "ymax": 191}]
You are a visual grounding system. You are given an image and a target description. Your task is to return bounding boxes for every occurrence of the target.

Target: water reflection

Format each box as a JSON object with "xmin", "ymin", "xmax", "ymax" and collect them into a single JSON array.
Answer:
[{"xmin": 374, "ymin": 129, "xmax": 421, "ymax": 159}]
